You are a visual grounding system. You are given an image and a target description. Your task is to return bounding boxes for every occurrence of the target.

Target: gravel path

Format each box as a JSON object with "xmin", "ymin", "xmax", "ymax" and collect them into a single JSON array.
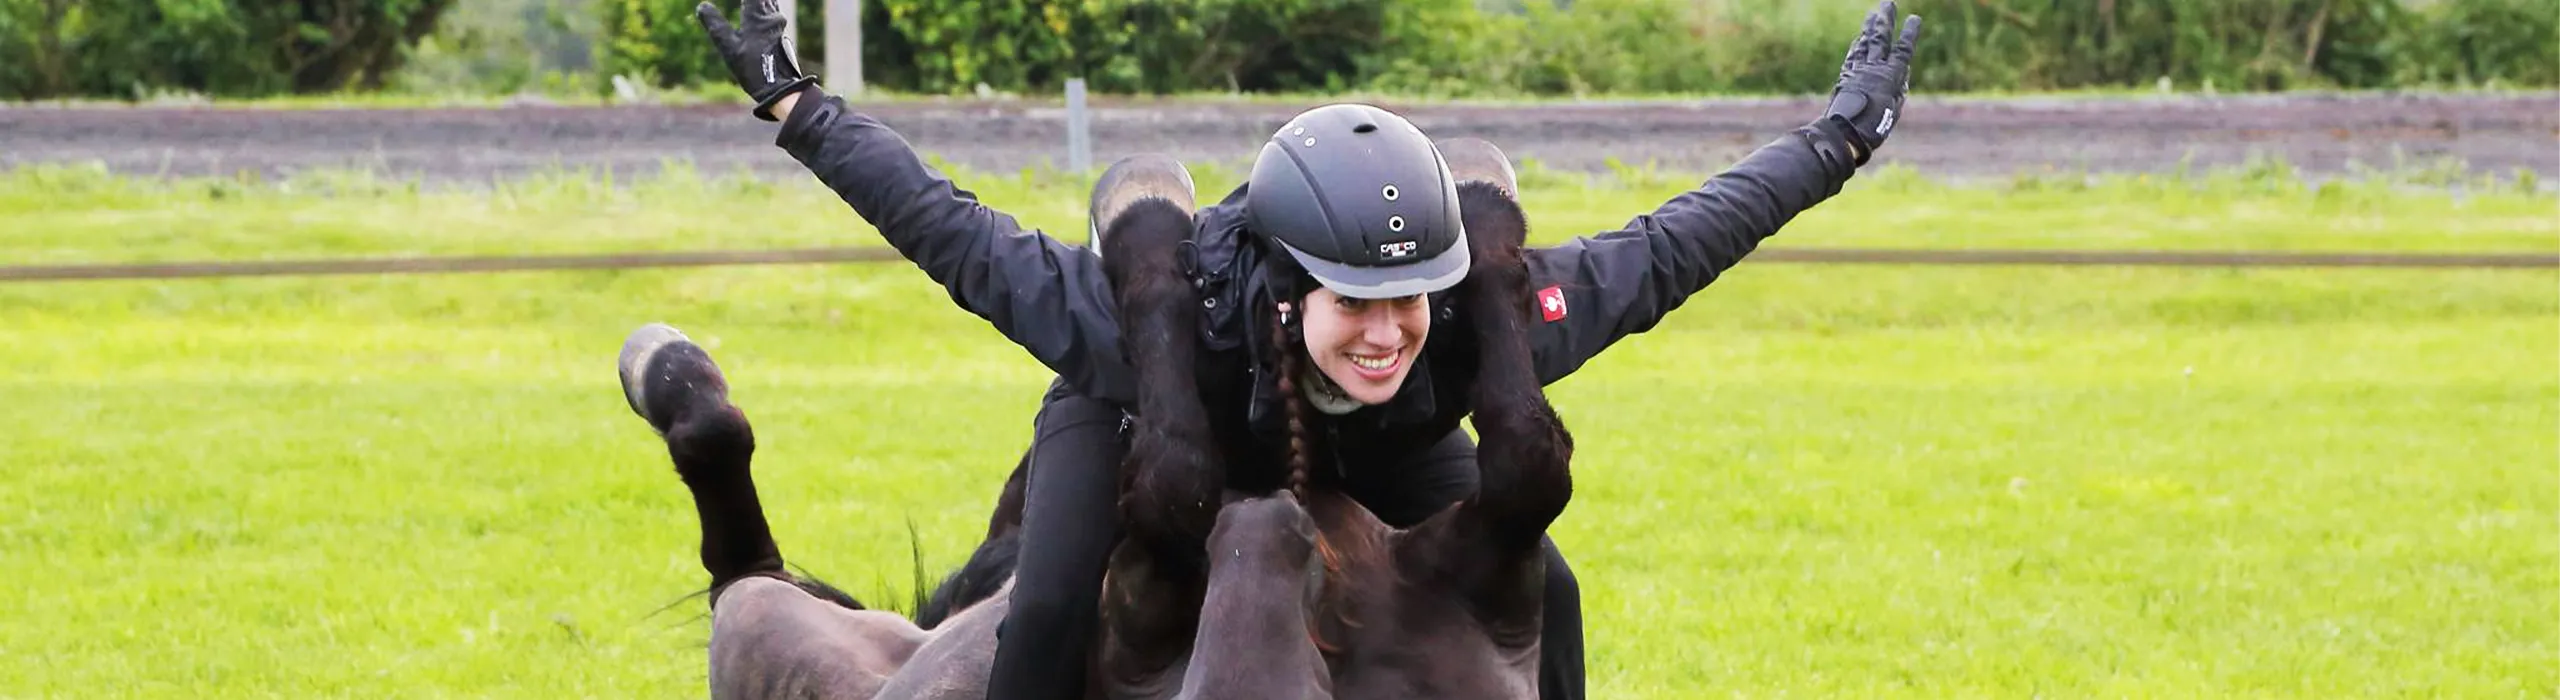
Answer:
[{"xmin": 3, "ymin": 93, "xmax": 2551, "ymax": 186}]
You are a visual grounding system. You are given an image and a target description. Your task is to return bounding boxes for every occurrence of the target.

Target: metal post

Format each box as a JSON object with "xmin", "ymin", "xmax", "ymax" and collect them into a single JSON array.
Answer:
[
  {"xmin": 1065, "ymin": 78, "xmax": 1092, "ymax": 176},
  {"xmin": 825, "ymin": 0, "xmax": 863, "ymax": 93}
]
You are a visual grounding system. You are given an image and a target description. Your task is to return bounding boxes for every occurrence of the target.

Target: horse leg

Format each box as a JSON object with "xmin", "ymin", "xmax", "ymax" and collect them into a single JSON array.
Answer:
[
  {"xmin": 1460, "ymin": 158, "xmax": 1574, "ymax": 544},
  {"xmin": 1442, "ymin": 168, "xmax": 1575, "ymax": 546},
  {"xmin": 1395, "ymin": 175, "xmax": 1573, "ymax": 649},
  {"xmin": 620, "ymin": 323, "xmax": 787, "ymax": 592},
  {"xmin": 1091, "ymin": 155, "xmax": 1226, "ymax": 680},
  {"xmin": 1098, "ymin": 155, "xmax": 1219, "ymax": 579},
  {"xmin": 621, "ymin": 324, "xmax": 935, "ymax": 699},
  {"xmin": 1451, "ymin": 140, "xmax": 1588, "ymax": 700},
  {"xmin": 1094, "ymin": 155, "xmax": 1219, "ymax": 561}
]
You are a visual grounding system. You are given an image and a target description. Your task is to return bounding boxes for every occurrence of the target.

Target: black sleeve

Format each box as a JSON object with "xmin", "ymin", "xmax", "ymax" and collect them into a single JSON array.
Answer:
[
  {"xmin": 1524, "ymin": 119, "xmax": 1861, "ymax": 385},
  {"xmin": 774, "ymin": 91, "xmax": 1135, "ymax": 404}
]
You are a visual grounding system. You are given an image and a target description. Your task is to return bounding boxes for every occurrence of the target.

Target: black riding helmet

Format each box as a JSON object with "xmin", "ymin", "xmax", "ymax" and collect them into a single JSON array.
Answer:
[{"xmin": 1245, "ymin": 104, "xmax": 1468, "ymax": 300}]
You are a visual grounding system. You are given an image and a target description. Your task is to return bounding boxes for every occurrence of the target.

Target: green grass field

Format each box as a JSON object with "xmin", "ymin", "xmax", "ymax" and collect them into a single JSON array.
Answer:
[{"xmin": 1, "ymin": 163, "xmax": 2553, "ymax": 697}]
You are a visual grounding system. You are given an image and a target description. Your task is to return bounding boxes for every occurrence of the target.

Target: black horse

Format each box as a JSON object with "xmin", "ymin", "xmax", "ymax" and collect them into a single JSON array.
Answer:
[{"xmin": 617, "ymin": 157, "xmax": 1571, "ymax": 698}]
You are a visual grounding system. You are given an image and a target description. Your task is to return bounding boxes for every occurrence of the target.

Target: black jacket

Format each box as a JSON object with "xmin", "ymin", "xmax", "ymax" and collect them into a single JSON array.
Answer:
[{"xmin": 776, "ymin": 94, "xmax": 1858, "ymax": 486}]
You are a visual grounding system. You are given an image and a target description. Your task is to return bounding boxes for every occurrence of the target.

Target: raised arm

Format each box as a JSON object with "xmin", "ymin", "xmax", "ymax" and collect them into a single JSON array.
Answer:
[
  {"xmin": 696, "ymin": 1, "xmax": 1133, "ymax": 403},
  {"xmin": 1525, "ymin": 0, "xmax": 1922, "ymax": 384},
  {"xmin": 774, "ymin": 93, "xmax": 1132, "ymax": 402}
]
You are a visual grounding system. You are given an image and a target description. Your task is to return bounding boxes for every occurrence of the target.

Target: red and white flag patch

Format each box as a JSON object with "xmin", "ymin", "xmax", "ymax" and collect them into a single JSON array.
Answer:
[{"xmin": 1536, "ymin": 285, "xmax": 1568, "ymax": 322}]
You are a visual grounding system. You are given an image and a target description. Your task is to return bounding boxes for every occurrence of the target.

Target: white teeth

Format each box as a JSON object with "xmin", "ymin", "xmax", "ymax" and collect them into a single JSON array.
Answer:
[{"xmin": 1350, "ymin": 354, "xmax": 1394, "ymax": 371}]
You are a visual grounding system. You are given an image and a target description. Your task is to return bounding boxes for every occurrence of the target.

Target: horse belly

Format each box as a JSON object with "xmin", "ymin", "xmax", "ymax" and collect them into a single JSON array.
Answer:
[
  {"xmin": 709, "ymin": 577, "xmax": 934, "ymax": 700},
  {"xmin": 868, "ymin": 583, "xmax": 1009, "ymax": 700}
]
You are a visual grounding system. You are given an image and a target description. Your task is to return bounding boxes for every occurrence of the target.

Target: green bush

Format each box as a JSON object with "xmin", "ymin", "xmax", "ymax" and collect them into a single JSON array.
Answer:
[
  {"xmin": 749, "ymin": 0, "xmax": 2550, "ymax": 97},
  {"xmin": 397, "ymin": 0, "xmax": 599, "ymax": 95},
  {"xmin": 0, "ymin": 0, "xmax": 453, "ymax": 99},
  {"xmin": 852, "ymin": 0, "xmax": 1097, "ymax": 93},
  {"xmin": 599, "ymin": 0, "xmax": 849, "ymax": 91},
  {"xmin": 1406, "ymin": 0, "xmax": 2553, "ymax": 95},
  {"xmin": 1893, "ymin": 0, "xmax": 2409, "ymax": 91},
  {"xmin": 601, "ymin": 0, "xmax": 1480, "ymax": 95},
  {"xmin": 2386, "ymin": 0, "xmax": 2559, "ymax": 87},
  {"xmin": 1370, "ymin": 0, "xmax": 1861, "ymax": 97},
  {"xmin": 598, "ymin": 0, "xmax": 724, "ymax": 88},
  {"xmin": 847, "ymin": 0, "xmax": 1478, "ymax": 95}
]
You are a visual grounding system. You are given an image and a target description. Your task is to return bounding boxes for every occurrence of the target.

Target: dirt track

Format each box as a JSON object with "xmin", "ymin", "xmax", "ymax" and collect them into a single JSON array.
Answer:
[{"xmin": 2, "ymin": 93, "xmax": 2553, "ymax": 185}]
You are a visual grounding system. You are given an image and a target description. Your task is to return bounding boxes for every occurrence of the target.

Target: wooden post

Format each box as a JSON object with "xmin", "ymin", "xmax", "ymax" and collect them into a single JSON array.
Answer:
[{"xmin": 826, "ymin": 0, "xmax": 864, "ymax": 93}]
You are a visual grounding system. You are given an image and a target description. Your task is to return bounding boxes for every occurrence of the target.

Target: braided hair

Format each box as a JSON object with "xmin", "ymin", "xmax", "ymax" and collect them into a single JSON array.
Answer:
[
  {"xmin": 1263, "ymin": 256, "xmax": 1353, "ymax": 654},
  {"xmin": 1274, "ymin": 296, "xmax": 1355, "ymax": 655},
  {"xmin": 1256, "ymin": 246, "xmax": 1328, "ymax": 501},
  {"xmin": 1272, "ymin": 303, "xmax": 1314, "ymax": 503}
]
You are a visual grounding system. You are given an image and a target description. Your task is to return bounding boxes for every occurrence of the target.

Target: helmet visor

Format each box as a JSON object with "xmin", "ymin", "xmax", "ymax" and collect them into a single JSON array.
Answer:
[{"xmin": 1272, "ymin": 231, "xmax": 1470, "ymax": 300}]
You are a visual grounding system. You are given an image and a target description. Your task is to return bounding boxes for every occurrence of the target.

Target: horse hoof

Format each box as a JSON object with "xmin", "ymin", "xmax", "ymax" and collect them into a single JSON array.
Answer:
[
  {"xmin": 1088, "ymin": 153, "xmax": 1197, "ymax": 258},
  {"xmin": 618, "ymin": 323, "xmax": 729, "ymax": 435},
  {"xmin": 1436, "ymin": 137, "xmax": 1518, "ymax": 200}
]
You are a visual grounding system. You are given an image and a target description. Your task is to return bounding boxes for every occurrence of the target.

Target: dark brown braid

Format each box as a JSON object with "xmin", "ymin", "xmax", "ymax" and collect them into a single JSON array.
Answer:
[
  {"xmin": 1273, "ymin": 303, "xmax": 1315, "ymax": 503},
  {"xmin": 1274, "ymin": 299, "xmax": 1351, "ymax": 655}
]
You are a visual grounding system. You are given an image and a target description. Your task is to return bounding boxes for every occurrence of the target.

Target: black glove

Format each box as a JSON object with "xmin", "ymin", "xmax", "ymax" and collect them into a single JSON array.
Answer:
[
  {"xmin": 695, "ymin": 0, "xmax": 820, "ymax": 121},
  {"xmin": 1823, "ymin": 0, "xmax": 1921, "ymax": 165}
]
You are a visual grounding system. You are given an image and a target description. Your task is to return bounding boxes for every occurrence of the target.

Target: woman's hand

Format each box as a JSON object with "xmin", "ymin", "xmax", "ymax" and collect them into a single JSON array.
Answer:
[
  {"xmin": 1822, "ymin": 1, "xmax": 1922, "ymax": 165},
  {"xmin": 695, "ymin": 0, "xmax": 820, "ymax": 121}
]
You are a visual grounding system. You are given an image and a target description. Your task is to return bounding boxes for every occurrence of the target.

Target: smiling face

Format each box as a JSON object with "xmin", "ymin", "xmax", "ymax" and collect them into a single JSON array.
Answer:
[{"xmin": 1297, "ymin": 287, "xmax": 1432, "ymax": 405}]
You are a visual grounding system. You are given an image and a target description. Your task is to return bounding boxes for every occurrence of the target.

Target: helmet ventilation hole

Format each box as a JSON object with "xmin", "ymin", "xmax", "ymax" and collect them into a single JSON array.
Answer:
[
  {"xmin": 1381, "ymin": 184, "xmax": 1399, "ymax": 201},
  {"xmin": 1387, "ymin": 216, "xmax": 1406, "ymax": 232},
  {"xmin": 1353, "ymin": 123, "xmax": 1378, "ymax": 134},
  {"xmin": 1304, "ymin": 137, "xmax": 1317, "ymax": 147}
]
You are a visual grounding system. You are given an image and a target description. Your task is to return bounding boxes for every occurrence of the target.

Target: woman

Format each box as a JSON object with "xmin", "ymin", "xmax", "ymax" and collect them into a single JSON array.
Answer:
[{"xmin": 691, "ymin": 2, "xmax": 1922, "ymax": 697}]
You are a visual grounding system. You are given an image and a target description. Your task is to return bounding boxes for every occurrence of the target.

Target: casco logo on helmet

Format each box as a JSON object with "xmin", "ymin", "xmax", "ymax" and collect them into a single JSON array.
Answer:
[{"xmin": 1379, "ymin": 240, "xmax": 1419, "ymax": 259}]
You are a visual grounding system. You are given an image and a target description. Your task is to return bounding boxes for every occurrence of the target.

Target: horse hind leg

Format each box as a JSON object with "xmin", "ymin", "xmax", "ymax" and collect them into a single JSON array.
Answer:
[
  {"xmin": 623, "ymin": 326, "xmax": 958, "ymax": 698},
  {"xmin": 620, "ymin": 323, "xmax": 788, "ymax": 595}
]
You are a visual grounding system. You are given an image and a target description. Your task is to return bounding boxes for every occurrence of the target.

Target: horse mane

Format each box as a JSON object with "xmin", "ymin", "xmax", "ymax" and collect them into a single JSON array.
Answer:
[{"xmin": 915, "ymin": 528, "xmax": 1023, "ymax": 629}]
